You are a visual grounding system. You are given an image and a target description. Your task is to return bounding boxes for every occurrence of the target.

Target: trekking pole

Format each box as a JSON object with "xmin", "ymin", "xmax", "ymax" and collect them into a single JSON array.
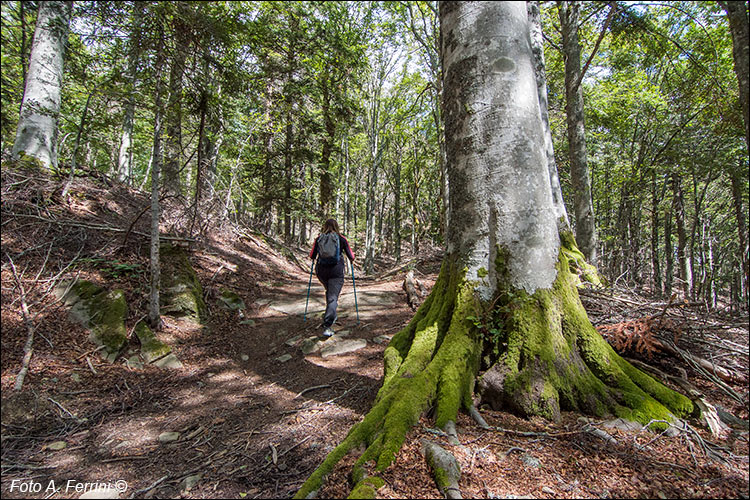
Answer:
[
  {"xmin": 350, "ymin": 260, "xmax": 360, "ymax": 325},
  {"xmin": 303, "ymin": 260, "xmax": 314, "ymax": 321}
]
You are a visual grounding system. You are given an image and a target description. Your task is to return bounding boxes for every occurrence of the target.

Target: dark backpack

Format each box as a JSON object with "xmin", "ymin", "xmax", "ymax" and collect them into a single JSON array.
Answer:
[{"xmin": 317, "ymin": 232, "xmax": 341, "ymax": 266}]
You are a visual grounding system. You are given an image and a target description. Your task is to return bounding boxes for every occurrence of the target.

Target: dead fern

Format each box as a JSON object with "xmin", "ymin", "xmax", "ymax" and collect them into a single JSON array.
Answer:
[{"xmin": 597, "ymin": 316, "xmax": 682, "ymax": 360}]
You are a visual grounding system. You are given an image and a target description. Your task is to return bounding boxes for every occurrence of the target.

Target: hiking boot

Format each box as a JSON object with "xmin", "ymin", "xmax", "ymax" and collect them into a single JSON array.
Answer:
[{"xmin": 322, "ymin": 327, "xmax": 335, "ymax": 337}]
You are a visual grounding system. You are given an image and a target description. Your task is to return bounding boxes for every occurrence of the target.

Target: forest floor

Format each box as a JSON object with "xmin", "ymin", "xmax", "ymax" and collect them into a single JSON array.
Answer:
[{"xmin": 1, "ymin": 166, "xmax": 749, "ymax": 499}]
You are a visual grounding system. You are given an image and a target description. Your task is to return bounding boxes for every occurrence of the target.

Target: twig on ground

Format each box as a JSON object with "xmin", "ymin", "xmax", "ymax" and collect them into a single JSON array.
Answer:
[{"xmin": 295, "ymin": 384, "xmax": 331, "ymax": 399}]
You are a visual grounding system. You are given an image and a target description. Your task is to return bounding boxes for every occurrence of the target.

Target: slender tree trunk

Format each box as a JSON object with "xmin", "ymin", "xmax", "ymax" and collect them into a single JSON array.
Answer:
[
  {"xmin": 12, "ymin": 1, "xmax": 72, "ymax": 170},
  {"xmin": 320, "ymin": 83, "xmax": 335, "ymax": 216},
  {"xmin": 117, "ymin": 2, "xmax": 142, "ymax": 184},
  {"xmin": 664, "ymin": 189, "xmax": 674, "ymax": 297},
  {"xmin": 149, "ymin": 21, "xmax": 166, "ymax": 330},
  {"xmin": 394, "ymin": 149, "xmax": 402, "ymax": 263},
  {"xmin": 283, "ymin": 111, "xmax": 294, "ymax": 242},
  {"xmin": 651, "ymin": 170, "xmax": 662, "ymax": 296},
  {"xmin": 672, "ymin": 175, "xmax": 691, "ymax": 298},
  {"xmin": 163, "ymin": 9, "xmax": 189, "ymax": 197},
  {"xmin": 343, "ymin": 136, "xmax": 351, "ymax": 235},
  {"xmin": 19, "ymin": 0, "xmax": 28, "ymax": 107},
  {"xmin": 61, "ymin": 90, "xmax": 93, "ymax": 199},
  {"xmin": 558, "ymin": 1, "xmax": 597, "ymax": 264},
  {"xmin": 729, "ymin": 160, "xmax": 749, "ymax": 307}
]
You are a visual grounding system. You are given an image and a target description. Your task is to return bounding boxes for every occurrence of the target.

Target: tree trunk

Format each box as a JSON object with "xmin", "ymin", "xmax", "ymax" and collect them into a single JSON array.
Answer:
[
  {"xmin": 12, "ymin": 1, "xmax": 72, "ymax": 170},
  {"xmin": 320, "ymin": 83, "xmax": 335, "ymax": 216},
  {"xmin": 163, "ymin": 8, "xmax": 189, "ymax": 197},
  {"xmin": 664, "ymin": 193, "xmax": 674, "ymax": 297},
  {"xmin": 729, "ymin": 159, "xmax": 749, "ymax": 308},
  {"xmin": 651, "ymin": 170, "xmax": 662, "ymax": 296},
  {"xmin": 61, "ymin": 89, "xmax": 93, "ymax": 199},
  {"xmin": 719, "ymin": 1, "xmax": 749, "ymax": 160},
  {"xmin": 283, "ymin": 111, "xmax": 294, "ymax": 242},
  {"xmin": 117, "ymin": 1, "xmax": 142, "ymax": 184},
  {"xmin": 559, "ymin": 1, "xmax": 597, "ymax": 265},
  {"xmin": 672, "ymin": 174, "xmax": 692, "ymax": 298},
  {"xmin": 294, "ymin": 4, "xmax": 692, "ymax": 497},
  {"xmin": 149, "ymin": 21, "xmax": 166, "ymax": 330},
  {"xmin": 528, "ymin": 1, "xmax": 569, "ymax": 230}
]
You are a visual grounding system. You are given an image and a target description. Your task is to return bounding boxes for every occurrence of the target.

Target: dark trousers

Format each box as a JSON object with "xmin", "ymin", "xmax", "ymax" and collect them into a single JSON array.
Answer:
[
  {"xmin": 316, "ymin": 259, "xmax": 346, "ymax": 328},
  {"xmin": 319, "ymin": 276, "xmax": 344, "ymax": 328}
]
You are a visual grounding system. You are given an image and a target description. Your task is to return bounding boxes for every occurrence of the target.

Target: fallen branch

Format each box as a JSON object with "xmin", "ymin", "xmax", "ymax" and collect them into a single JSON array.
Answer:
[
  {"xmin": 9, "ymin": 257, "xmax": 36, "ymax": 391},
  {"xmin": 296, "ymin": 384, "xmax": 331, "ymax": 398}
]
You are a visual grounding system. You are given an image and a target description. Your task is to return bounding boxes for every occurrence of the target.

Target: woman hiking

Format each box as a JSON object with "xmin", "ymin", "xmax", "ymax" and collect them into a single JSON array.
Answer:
[{"xmin": 309, "ymin": 218, "xmax": 355, "ymax": 336}]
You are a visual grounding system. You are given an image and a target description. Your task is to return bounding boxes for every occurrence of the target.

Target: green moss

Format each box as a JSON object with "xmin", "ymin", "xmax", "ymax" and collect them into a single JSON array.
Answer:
[
  {"xmin": 348, "ymin": 477, "xmax": 385, "ymax": 499},
  {"xmin": 65, "ymin": 281, "xmax": 128, "ymax": 362},
  {"xmin": 135, "ymin": 321, "xmax": 172, "ymax": 363},
  {"xmin": 477, "ymin": 267, "xmax": 488, "ymax": 278},
  {"xmin": 160, "ymin": 244, "xmax": 207, "ymax": 323}
]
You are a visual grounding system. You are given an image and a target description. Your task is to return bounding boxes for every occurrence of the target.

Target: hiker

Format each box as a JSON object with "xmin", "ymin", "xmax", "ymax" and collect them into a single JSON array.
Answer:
[{"xmin": 309, "ymin": 218, "xmax": 355, "ymax": 337}]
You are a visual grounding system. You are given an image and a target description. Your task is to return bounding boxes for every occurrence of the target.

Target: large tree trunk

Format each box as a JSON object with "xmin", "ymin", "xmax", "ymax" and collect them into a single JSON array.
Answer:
[
  {"xmin": 295, "ymin": 3, "xmax": 692, "ymax": 498},
  {"xmin": 558, "ymin": 1, "xmax": 598, "ymax": 265},
  {"xmin": 12, "ymin": 1, "xmax": 72, "ymax": 170}
]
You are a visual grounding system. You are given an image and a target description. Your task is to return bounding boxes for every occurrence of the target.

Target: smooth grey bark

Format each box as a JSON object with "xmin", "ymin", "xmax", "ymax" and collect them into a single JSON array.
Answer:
[
  {"xmin": 117, "ymin": 2, "xmax": 143, "ymax": 184},
  {"xmin": 12, "ymin": 1, "xmax": 72, "ymax": 170},
  {"xmin": 558, "ymin": 1, "xmax": 597, "ymax": 265},
  {"xmin": 442, "ymin": 0, "xmax": 559, "ymax": 295},
  {"xmin": 149, "ymin": 23, "xmax": 166, "ymax": 330},
  {"xmin": 528, "ymin": 1, "xmax": 569, "ymax": 229}
]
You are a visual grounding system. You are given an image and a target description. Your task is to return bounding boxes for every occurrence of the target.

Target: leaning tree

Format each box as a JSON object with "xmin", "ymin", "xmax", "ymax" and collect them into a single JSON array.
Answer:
[
  {"xmin": 11, "ymin": 1, "xmax": 72, "ymax": 170},
  {"xmin": 295, "ymin": 2, "xmax": 692, "ymax": 497}
]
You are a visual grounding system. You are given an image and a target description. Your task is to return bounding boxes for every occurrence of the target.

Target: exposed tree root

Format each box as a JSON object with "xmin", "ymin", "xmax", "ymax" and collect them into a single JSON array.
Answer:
[{"xmin": 294, "ymin": 239, "xmax": 693, "ymax": 498}]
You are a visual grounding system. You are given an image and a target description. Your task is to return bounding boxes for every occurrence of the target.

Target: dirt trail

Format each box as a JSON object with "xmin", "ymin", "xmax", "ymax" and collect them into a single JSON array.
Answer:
[{"xmin": 1, "ymin": 242, "xmax": 430, "ymax": 499}]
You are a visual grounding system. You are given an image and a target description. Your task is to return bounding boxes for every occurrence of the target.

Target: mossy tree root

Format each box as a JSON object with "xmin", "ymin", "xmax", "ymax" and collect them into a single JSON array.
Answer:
[
  {"xmin": 478, "ymin": 238, "xmax": 693, "ymax": 427},
  {"xmin": 294, "ymin": 237, "xmax": 693, "ymax": 499},
  {"xmin": 294, "ymin": 258, "xmax": 481, "ymax": 499}
]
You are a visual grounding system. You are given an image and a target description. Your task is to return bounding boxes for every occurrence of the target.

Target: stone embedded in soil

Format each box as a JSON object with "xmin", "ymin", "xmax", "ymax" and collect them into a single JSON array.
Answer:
[
  {"xmin": 180, "ymin": 474, "xmax": 202, "ymax": 492},
  {"xmin": 520, "ymin": 453, "xmax": 541, "ymax": 469},
  {"xmin": 79, "ymin": 487, "xmax": 121, "ymax": 499},
  {"xmin": 126, "ymin": 356, "xmax": 143, "ymax": 369},
  {"xmin": 372, "ymin": 334, "xmax": 392, "ymax": 344},
  {"xmin": 285, "ymin": 334, "xmax": 304, "ymax": 346},
  {"xmin": 46, "ymin": 440, "xmax": 67, "ymax": 451},
  {"xmin": 158, "ymin": 431, "xmax": 180, "ymax": 443},
  {"xmin": 275, "ymin": 354, "xmax": 293, "ymax": 363},
  {"xmin": 300, "ymin": 337, "xmax": 324, "ymax": 354},
  {"xmin": 601, "ymin": 417, "xmax": 643, "ymax": 433},
  {"xmin": 135, "ymin": 322, "xmax": 172, "ymax": 363},
  {"xmin": 320, "ymin": 338, "xmax": 367, "ymax": 358},
  {"xmin": 241, "ymin": 354, "xmax": 249, "ymax": 361},
  {"xmin": 151, "ymin": 353, "xmax": 183, "ymax": 369}
]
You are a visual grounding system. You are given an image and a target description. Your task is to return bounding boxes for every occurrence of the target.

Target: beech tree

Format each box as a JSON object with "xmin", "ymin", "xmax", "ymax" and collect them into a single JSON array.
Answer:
[
  {"xmin": 295, "ymin": 3, "xmax": 692, "ymax": 497},
  {"xmin": 11, "ymin": 1, "xmax": 72, "ymax": 170}
]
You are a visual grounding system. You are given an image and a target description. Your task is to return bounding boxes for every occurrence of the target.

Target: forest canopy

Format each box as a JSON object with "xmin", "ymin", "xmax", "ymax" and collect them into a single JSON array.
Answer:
[{"xmin": 1, "ymin": 0, "xmax": 747, "ymax": 308}]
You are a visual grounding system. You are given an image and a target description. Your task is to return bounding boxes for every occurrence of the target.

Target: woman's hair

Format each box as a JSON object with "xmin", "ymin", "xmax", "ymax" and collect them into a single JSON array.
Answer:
[{"xmin": 322, "ymin": 218, "xmax": 339, "ymax": 234}]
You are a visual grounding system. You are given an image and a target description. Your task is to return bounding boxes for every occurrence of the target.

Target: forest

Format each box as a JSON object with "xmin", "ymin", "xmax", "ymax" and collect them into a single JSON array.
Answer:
[{"xmin": 1, "ymin": 1, "xmax": 748, "ymax": 499}]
